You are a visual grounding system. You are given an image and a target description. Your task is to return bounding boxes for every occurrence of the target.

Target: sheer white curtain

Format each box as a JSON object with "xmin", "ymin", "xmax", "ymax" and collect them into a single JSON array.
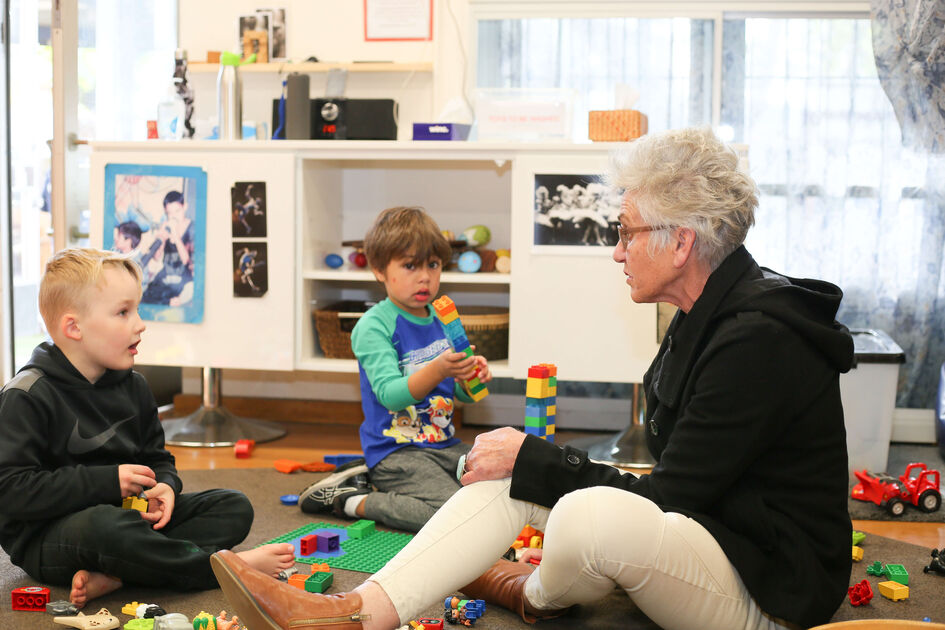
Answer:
[
  {"xmin": 477, "ymin": 17, "xmax": 714, "ymax": 139},
  {"xmin": 724, "ymin": 17, "xmax": 943, "ymax": 407}
]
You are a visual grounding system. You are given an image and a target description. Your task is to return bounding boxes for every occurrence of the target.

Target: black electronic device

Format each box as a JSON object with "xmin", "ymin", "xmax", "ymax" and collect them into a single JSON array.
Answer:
[{"xmin": 271, "ymin": 98, "xmax": 398, "ymax": 140}]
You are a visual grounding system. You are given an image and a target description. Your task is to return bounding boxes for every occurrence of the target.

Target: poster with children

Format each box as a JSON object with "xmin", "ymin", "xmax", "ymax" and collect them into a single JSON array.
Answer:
[{"xmin": 103, "ymin": 163, "xmax": 207, "ymax": 323}]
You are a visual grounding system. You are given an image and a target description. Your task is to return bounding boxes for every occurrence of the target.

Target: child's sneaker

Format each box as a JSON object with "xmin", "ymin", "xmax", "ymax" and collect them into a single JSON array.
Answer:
[{"xmin": 299, "ymin": 458, "xmax": 370, "ymax": 514}]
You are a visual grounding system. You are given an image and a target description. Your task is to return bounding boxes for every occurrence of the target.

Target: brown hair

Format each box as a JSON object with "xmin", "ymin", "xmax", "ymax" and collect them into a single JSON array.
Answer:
[
  {"xmin": 39, "ymin": 247, "xmax": 142, "ymax": 330},
  {"xmin": 363, "ymin": 206, "xmax": 452, "ymax": 272}
]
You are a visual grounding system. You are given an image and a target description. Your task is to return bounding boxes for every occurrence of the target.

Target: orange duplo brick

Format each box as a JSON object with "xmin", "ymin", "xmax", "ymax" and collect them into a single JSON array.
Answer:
[{"xmin": 274, "ymin": 459, "xmax": 303, "ymax": 474}]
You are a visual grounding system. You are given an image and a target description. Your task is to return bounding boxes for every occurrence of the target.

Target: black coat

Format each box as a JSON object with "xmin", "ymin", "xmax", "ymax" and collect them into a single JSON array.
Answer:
[{"xmin": 511, "ymin": 246, "xmax": 854, "ymax": 628}]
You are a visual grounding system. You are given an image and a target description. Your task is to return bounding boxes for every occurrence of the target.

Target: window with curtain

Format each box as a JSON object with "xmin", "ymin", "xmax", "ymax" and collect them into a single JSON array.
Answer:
[
  {"xmin": 475, "ymin": 11, "xmax": 945, "ymax": 408},
  {"xmin": 477, "ymin": 17, "xmax": 715, "ymax": 137}
]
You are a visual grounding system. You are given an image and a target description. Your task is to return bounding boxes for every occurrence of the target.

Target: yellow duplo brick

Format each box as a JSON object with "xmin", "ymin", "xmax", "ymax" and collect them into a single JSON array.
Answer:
[
  {"xmin": 546, "ymin": 405, "xmax": 556, "ymax": 415},
  {"xmin": 437, "ymin": 309, "xmax": 458, "ymax": 324},
  {"xmin": 877, "ymin": 581, "xmax": 908, "ymax": 601},
  {"xmin": 546, "ymin": 424, "xmax": 555, "ymax": 435},
  {"xmin": 526, "ymin": 381, "xmax": 552, "ymax": 398},
  {"xmin": 851, "ymin": 546, "xmax": 863, "ymax": 562},
  {"xmin": 470, "ymin": 387, "xmax": 489, "ymax": 401}
]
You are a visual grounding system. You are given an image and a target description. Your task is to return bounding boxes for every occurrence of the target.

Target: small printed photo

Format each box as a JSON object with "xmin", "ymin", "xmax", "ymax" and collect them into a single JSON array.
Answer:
[
  {"xmin": 533, "ymin": 173, "xmax": 621, "ymax": 247},
  {"xmin": 233, "ymin": 242, "xmax": 268, "ymax": 298},
  {"xmin": 239, "ymin": 13, "xmax": 270, "ymax": 62},
  {"xmin": 261, "ymin": 8, "xmax": 287, "ymax": 60},
  {"xmin": 231, "ymin": 181, "xmax": 267, "ymax": 237}
]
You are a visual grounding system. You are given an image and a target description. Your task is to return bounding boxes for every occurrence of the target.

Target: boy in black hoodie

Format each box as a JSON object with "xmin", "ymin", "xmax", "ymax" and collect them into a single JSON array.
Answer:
[{"xmin": 0, "ymin": 248, "xmax": 294, "ymax": 607}]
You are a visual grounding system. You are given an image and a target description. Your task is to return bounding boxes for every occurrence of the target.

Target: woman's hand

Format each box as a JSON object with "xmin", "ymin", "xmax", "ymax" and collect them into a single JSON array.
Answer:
[{"xmin": 460, "ymin": 427, "xmax": 527, "ymax": 485}]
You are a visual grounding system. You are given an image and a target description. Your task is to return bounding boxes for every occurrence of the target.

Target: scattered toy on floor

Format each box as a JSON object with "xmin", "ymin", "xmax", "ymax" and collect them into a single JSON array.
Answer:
[
  {"xmin": 152, "ymin": 613, "xmax": 192, "ymax": 630},
  {"xmin": 53, "ymin": 608, "xmax": 120, "ymax": 630},
  {"xmin": 234, "ymin": 439, "xmax": 255, "ymax": 458},
  {"xmin": 850, "ymin": 462, "xmax": 941, "ymax": 516},
  {"xmin": 47, "ymin": 600, "xmax": 79, "ymax": 616},
  {"xmin": 847, "ymin": 579, "xmax": 873, "ymax": 606},
  {"xmin": 444, "ymin": 596, "xmax": 486, "ymax": 626},
  {"xmin": 877, "ymin": 580, "xmax": 909, "ymax": 601},
  {"xmin": 924, "ymin": 548, "xmax": 945, "ymax": 576},
  {"xmin": 11, "ymin": 585, "xmax": 50, "ymax": 611}
]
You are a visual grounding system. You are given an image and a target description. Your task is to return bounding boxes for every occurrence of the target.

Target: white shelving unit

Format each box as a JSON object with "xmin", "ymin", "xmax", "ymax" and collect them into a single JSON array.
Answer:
[
  {"xmin": 88, "ymin": 140, "xmax": 659, "ymax": 384},
  {"xmin": 188, "ymin": 61, "xmax": 433, "ymax": 74}
]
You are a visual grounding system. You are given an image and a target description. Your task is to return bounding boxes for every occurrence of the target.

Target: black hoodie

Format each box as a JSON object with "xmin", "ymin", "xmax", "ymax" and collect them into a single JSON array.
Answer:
[
  {"xmin": 0, "ymin": 342, "xmax": 180, "ymax": 565},
  {"xmin": 510, "ymin": 246, "xmax": 855, "ymax": 628}
]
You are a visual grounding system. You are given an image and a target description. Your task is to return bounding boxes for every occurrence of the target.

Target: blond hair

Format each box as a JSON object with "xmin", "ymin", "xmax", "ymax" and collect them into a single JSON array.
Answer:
[
  {"xmin": 39, "ymin": 248, "xmax": 142, "ymax": 330},
  {"xmin": 608, "ymin": 126, "xmax": 758, "ymax": 270},
  {"xmin": 364, "ymin": 206, "xmax": 452, "ymax": 272}
]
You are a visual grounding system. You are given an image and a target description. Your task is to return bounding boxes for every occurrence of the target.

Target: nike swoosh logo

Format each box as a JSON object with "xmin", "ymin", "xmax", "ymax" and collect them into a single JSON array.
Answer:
[{"xmin": 67, "ymin": 415, "xmax": 136, "ymax": 455}]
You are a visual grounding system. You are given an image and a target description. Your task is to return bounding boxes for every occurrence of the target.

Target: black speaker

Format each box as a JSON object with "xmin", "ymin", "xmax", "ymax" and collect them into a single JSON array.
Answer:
[{"xmin": 272, "ymin": 98, "xmax": 398, "ymax": 140}]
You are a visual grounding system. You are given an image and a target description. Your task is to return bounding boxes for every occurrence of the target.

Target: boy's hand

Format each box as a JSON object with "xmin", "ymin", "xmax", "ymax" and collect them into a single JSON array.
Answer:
[
  {"xmin": 433, "ymin": 349, "xmax": 479, "ymax": 382},
  {"xmin": 473, "ymin": 355, "xmax": 492, "ymax": 384},
  {"xmin": 140, "ymin": 482, "xmax": 175, "ymax": 530},
  {"xmin": 118, "ymin": 464, "xmax": 156, "ymax": 498}
]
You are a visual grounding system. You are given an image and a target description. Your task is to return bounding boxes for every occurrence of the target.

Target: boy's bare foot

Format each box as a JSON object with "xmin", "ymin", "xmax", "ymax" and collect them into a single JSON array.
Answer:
[
  {"xmin": 236, "ymin": 543, "xmax": 296, "ymax": 577},
  {"xmin": 70, "ymin": 570, "xmax": 122, "ymax": 608}
]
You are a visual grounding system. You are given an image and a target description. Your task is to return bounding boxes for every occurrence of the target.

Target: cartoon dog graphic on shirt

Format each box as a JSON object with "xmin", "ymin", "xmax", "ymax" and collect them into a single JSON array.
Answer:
[{"xmin": 383, "ymin": 406, "xmax": 423, "ymax": 443}]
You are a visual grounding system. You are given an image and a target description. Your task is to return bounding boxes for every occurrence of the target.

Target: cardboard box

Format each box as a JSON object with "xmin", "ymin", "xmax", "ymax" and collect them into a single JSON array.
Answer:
[{"xmin": 588, "ymin": 110, "xmax": 648, "ymax": 142}]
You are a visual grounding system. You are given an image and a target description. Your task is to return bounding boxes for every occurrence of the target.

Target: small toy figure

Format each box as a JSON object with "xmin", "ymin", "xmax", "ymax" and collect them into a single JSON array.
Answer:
[
  {"xmin": 53, "ymin": 608, "xmax": 119, "ymax": 630},
  {"xmin": 444, "ymin": 596, "xmax": 486, "ymax": 626},
  {"xmin": 924, "ymin": 548, "xmax": 945, "ymax": 576},
  {"xmin": 153, "ymin": 613, "xmax": 192, "ymax": 630}
]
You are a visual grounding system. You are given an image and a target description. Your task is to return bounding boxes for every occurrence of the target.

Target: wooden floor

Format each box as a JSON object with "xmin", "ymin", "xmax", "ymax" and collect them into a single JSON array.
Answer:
[{"xmin": 166, "ymin": 421, "xmax": 945, "ymax": 550}]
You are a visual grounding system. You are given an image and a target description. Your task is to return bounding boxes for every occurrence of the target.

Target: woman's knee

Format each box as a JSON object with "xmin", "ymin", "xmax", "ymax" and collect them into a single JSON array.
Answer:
[{"xmin": 547, "ymin": 487, "xmax": 665, "ymax": 561}]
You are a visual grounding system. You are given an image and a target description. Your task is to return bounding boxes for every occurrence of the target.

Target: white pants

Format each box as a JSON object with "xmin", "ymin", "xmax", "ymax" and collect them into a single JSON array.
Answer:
[{"xmin": 370, "ymin": 480, "xmax": 796, "ymax": 630}]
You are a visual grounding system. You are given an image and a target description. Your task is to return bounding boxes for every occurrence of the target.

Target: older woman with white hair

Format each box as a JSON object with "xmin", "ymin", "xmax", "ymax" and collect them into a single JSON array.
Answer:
[{"xmin": 209, "ymin": 127, "xmax": 855, "ymax": 630}]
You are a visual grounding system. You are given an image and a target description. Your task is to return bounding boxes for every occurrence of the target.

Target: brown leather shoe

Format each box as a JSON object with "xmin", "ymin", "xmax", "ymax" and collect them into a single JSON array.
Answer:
[
  {"xmin": 210, "ymin": 550, "xmax": 369, "ymax": 630},
  {"xmin": 460, "ymin": 558, "xmax": 569, "ymax": 623}
]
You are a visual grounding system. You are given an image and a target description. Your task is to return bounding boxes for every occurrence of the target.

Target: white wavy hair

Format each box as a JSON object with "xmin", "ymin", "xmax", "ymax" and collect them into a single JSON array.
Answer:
[{"xmin": 607, "ymin": 126, "xmax": 758, "ymax": 271}]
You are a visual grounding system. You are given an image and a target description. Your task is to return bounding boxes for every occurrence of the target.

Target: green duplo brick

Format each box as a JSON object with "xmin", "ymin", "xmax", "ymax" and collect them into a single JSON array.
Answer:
[
  {"xmin": 549, "ymin": 376, "xmax": 557, "ymax": 387},
  {"xmin": 348, "ymin": 519, "xmax": 376, "ymax": 539},
  {"xmin": 305, "ymin": 571, "xmax": 334, "ymax": 593},
  {"xmin": 524, "ymin": 416, "xmax": 547, "ymax": 427},
  {"xmin": 885, "ymin": 563, "xmax": 909, "ymax": 585}
]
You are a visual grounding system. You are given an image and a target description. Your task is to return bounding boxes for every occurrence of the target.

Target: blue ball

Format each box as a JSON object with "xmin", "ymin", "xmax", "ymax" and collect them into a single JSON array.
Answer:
[
  {"xmin": 325, "ymin": 254, "xmax": 344, "ymax": 269},
  {"xmin": 457, "ymin": 250, "xmax": 482, "ymax": 273}
]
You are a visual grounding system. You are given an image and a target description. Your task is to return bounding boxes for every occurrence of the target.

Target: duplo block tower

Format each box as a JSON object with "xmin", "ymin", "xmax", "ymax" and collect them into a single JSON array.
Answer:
[
  {"xmin": 432, "ymin": 295, "xmax": 489, "ymax": 401},
  {"xmin": 525, "ymin": 363, "xmax": 557, "ymax": 442}
]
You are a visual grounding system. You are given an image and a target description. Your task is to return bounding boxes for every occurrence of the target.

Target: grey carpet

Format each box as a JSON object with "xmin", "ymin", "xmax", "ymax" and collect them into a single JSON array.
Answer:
[
  {"xmin": 2, "ymin": 465, "xmax": 943, "ymax": 629},
  {"xmin": 849, "ymin": 443, "xmax": 945, "ymax": 522}
]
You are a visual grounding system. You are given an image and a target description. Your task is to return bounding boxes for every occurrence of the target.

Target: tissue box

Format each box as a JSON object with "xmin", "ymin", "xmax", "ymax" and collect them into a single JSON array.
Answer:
[
  {"xmin": 588, "ymin": 110, "xmax": 648, "ymax": 142},
  {"xmin": 412, "ymin": 123, "xmax": 471, "ymax": 141}
]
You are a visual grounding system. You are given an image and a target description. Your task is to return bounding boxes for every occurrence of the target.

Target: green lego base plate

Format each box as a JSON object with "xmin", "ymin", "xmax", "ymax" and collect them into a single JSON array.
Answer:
[{"xmin": 260, "ymin": 521, "xmax": 413, "ymax": 574}]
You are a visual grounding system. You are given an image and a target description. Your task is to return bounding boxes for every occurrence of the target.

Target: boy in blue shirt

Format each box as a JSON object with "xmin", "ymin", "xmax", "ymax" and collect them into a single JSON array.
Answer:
[
  {"xmin": 301, "ymin": 207, "xmax": 492, "ymax": 531},
  {"xmin": 0, "ymin": 248, "xmax": 294, "ymax": 607}
]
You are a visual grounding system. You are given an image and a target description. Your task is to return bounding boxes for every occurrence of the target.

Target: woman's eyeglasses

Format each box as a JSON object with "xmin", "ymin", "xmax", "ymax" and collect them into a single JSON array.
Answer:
[{"xmin": 616, "ymin": 224, "xmax": 665, "ymax": 248}]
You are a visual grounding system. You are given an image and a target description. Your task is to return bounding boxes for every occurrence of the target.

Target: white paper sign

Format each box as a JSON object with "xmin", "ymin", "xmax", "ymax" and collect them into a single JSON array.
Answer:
[{"xmin": 365, "ymin": 0, "xmax": 432, "ymax": 41}]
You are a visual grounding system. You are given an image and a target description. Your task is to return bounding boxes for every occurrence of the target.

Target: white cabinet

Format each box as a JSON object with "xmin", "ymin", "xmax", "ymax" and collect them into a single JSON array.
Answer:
[{"xmin": 88, "ymin": 141, "xmax": 658, "ymax": 383}]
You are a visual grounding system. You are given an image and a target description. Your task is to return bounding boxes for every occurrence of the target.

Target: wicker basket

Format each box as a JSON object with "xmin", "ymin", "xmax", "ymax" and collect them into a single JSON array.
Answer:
[
  {"xmin": 312, "ymin": 302, "xmax": 509, "ymax": 361},
  {"xmin": 459, "ymin": 306, "xmax": 509, "ymax": 361},
  {"xmin": 588, "ymin": 109, "xmax": 648, "ymax": 141},
  {"xmin": 312, "ymin": 301, "xmax": 373, "ymax": 359}
]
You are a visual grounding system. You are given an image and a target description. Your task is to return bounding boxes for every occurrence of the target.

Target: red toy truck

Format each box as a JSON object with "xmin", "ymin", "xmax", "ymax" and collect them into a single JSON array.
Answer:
[{"xmin": 851, "ymin": 462, "xmax": 941, "ymax": 516}]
